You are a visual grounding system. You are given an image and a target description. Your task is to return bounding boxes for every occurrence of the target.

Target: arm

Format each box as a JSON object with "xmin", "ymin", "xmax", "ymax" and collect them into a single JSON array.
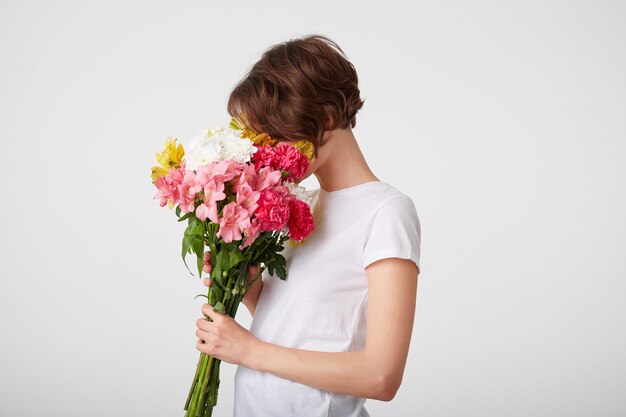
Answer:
[
  {"xmin": 242, "ymin": 277, "xmax": 263, "ymax": 316},
  {"xmin": 249, "ymin": 257, "xmax": 419, "ymax": 401}
]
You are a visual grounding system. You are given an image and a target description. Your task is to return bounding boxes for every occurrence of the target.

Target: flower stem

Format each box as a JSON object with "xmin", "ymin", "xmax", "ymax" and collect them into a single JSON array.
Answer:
[
  {"xmin": 195, "ymin": 354, "xmax": 215, "ymax": 415},
  {"xmin": 189, "ymin": 353, "xmax": 209, "ymax": 415},
  {"xmin": 184, "ymin": 350, "xmax": 204, "ymax": 411}
]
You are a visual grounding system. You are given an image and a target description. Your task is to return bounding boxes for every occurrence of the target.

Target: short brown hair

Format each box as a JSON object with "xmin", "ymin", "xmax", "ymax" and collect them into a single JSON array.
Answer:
[{"xmin": 227, "ymin": 34, "xmax": 365, "ymax": 159}]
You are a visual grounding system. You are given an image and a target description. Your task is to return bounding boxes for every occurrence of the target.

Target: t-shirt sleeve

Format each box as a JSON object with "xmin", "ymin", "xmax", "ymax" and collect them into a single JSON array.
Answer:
[{"xmin": 361, "ymin": 195, "xmax": 421, "ymax": 272}]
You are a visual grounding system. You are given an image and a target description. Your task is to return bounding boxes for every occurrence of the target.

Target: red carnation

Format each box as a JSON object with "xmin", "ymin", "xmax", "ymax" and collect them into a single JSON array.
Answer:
[
  {"xmin": 287, "ymin": 198, "xmax": 315, "ymax": 241},
  {"xmin": 250, "ymin": 145, "xmax": 275, "ymax": 170}
]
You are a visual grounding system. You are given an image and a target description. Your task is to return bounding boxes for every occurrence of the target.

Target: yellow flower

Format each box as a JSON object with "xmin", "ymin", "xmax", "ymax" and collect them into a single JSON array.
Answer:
[
  {"xmin": 289, "ymin": 238, "xmax": 303, "ymax": 248},
  {"xmin": 156, "ymin": 136, "xmax": 185, "ymax": 169},
  {"xmin": 151, "ymin": 136, "xmax": 185, "ymax": 182},
  {"xmin": 150, "ymin": 166, "xmax": 169, "ymax": 182},
  {"xmin": 229, "ymin": 117, "xmax": 246, "ymax": 131},
  {"xmin": 292, "ymin": 139, "xmax": 316, "ymax": 163},
  {"xmin": 251, "ymin": 132, "xmax": 278, "ymax": 147}
]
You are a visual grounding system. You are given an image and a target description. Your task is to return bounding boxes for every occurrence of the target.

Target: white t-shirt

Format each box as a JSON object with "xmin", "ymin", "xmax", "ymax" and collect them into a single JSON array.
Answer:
[{"xmin": 234, "ymin": 180, "xmax": 421, "ymax": 417}]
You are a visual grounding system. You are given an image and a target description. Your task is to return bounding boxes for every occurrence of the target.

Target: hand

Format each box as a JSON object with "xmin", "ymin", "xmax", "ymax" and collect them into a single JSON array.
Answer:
[
  {"xmin": 202, "ymin": 251, "xmax": 262, "ymax": 305},
  {"xmin": 195, "ymin": 302, "xmax": 261, "ymax": 367}
]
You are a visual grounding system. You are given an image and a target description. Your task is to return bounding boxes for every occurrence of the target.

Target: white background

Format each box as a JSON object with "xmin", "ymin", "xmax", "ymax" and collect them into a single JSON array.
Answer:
[{"xmin": 1, "ymin": 1, "xmax": 625, "ymax": 416}]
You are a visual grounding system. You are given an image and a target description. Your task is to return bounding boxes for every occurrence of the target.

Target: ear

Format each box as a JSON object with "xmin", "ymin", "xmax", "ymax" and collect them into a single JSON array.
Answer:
[{"xmin": 323, "ymin": 114, "xmax": 334, "ymax": 130}]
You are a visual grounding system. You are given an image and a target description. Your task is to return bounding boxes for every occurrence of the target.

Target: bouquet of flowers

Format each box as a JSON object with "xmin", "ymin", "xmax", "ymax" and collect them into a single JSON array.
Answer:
[{"xmin": 150, "ymin": 117, "xmax": 316, "ymax": 417}]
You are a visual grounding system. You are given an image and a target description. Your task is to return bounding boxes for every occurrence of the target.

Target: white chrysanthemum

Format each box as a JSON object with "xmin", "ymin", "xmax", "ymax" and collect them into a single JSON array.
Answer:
[
  {"xmin": 218, "ymin": 128, "xmax": 258, "ymax": 163},
  {"xmin": 184, "ymin": 141, "xmax": 222, "ymax": 171},
  {"xmin": 284, "ymin": 181, "xmax": 314, "ymax": 207},
  {"xmin": 184, "ymin": 128, "xmax": 223, "ymax": 171},
  {"xmin": 183, "ymin": 126, "xmax": 257, "ymax": 170}
]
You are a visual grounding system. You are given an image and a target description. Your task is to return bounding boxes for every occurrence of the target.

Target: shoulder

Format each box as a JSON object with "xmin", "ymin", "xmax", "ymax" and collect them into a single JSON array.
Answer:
[
  {"xmin": 361, "ymin": 184, "xmax": 421, "ymax": 271},
  {"xmin": 372, "ymin": 184, "xmax": 418, "ymax": 216}
]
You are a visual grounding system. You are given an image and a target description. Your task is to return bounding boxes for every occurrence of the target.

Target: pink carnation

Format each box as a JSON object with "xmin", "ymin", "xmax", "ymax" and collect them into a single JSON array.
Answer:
[
  {"xmin": 251, "ymin": 143, "xmax": 309, "ymax": 182},
  {"xmin": 274, "ymin": 143, "xmax": 309, "ymax": 182},
  {"xmin": 254, "ymin": 186, "xmax": 291, "ymax": 232}
]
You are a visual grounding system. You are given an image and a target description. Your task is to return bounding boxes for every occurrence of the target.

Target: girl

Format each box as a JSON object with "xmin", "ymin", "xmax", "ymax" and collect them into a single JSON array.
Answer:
[{"xmin": 195, "ymin": 34, "xmax": 421, "ymax": 417}]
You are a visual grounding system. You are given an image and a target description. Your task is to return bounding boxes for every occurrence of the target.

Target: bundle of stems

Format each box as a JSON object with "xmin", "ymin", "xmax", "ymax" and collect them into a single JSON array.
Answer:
[
  {"xmin": 183, "ymin": 255, "xmax": 266, "ymax": 417},
  {"xmin": 178, "ymin": 213, "xmax": 287, "ymax": 417}
]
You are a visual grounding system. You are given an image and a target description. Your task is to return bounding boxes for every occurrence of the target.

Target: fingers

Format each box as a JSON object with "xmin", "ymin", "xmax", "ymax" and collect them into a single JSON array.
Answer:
[
  {"xmin": 203, "ymin": 251, "xmax": 212, "ymax": 274},
  {"xmin": 203, "ymin": 277, "xmax": 212, "ymax": 287},
  {"xmin": 247, "ymin": 264, "xmax": 260, "ymax": 277},
  {"xmin": 196, "ymin": 316, "xmax": 213, "ymax": 332},
  {"xmin": 201, "ymin": 303, "xmax": 222, "ymax": 322}
]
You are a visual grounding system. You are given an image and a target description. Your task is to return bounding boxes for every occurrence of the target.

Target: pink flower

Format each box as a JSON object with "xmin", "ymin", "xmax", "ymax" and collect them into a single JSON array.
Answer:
[
  {"xmin": 153, "ymin": 171, "xmax": 176, "ymax": 207},
  {"xmin": 226, "ymin": 159, "xmax": 246, "ymax": 177},
  {"xmin": 239, "ymin": 217, "xmax": 261, "ymax": 250},
  {"xmin": 235, "ymin": 182, "xmax": 261, "ymax": 217},
  {"xmin": 274, "ymin": 143, "xmax": 309, "ymax": 182},
  {"xmin": 153, "ymin": 166, "xmax": 185, "ymax": 207},
  {"xmin": 232, "ymin": 164, "xmax": 281, "ymax": 193},
  {"xmin": 195, "ymin": 160, "xmax": 243, "ymax": 187},
  {"xmin": 250, "ymin": 143, "xmax": 309, "ymax": 182},
  {"xmin": 250, "ymin": 145, "xmax": 275, "ymax": 169},
  {"xmin": 256, "ymin": 166, "xmax": 282, "ymax": 191},
  {"xmin": 216, "ymin": 202, "xmax": 251, "ymax": 243},
  {"xmin": 204, "ymin": 179, "xmax": 227, "ymax": 205},
  {"xmin": 231, "ymin": 164, "xmax": 256, "ymax": 194},
  {"xmin": 255, "ymin": 186, "xmax": 291, "ymax": 232},
  {"xmin": 272, "ymin": 184, "xmax": 291, "ymax": 200},
  {"xmin": 177, "ymin": 170, "xmax": 203, "ymax": 213},
  {"xmin": 195, "ymin": 179, "xmax": 226, "ymax": 222}
]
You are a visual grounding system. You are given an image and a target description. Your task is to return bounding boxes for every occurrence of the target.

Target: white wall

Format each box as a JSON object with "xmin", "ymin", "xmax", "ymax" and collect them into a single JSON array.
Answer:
[{"xmin": 1, "ymin": 1, "xmax": 624, "ymax": 416}]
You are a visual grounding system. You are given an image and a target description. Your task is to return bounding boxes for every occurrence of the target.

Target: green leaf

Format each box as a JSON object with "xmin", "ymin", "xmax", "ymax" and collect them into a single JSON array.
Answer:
[
  {"xmin": 230, "ymin": 250, "xmax": 244, "ymax": 268},
  {"xmin": 177, "ymin": 211, "xmax": 194, "ymax": 222},
  {"xmin": 217, "ymin": 248, "xmax": 236, "ymax": 271},
  {"xmin": 266, "ymin": 253, "xmax": 287, "ymax": 280},
  {"xmin": 196, "ymin": 253, "xmax": 203, "ymax": 280},
  {"xmin": 176, "ymin": 205, "xmax": 181, "ymax": 217},
  {"xmin": 192, "ymin": 236, "xmax": 205, "ymax": 279},
  {"xmin": 191, "ymin": 221, "xmax": 204, "ymax": 235},
  {"xmin": 210, "ymin": 286, "xmax": 224, "ymax": 304},
  {"xmin": 213, "ymin": 301, "xmax": 226, "ymax": 314},
  {"xmin": 181, "ymin": 234, "xmax": 194, "ymax": 276}
]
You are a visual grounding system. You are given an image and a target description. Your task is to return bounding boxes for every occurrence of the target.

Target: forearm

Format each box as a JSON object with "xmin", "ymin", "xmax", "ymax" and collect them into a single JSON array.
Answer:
[
  {"xmin": 248, "ymin": 340, "xmax": 388, "ymax": 401},
  {"xmin": 241, "ymin": 280, "xmax": 263, "ymax": 316}
]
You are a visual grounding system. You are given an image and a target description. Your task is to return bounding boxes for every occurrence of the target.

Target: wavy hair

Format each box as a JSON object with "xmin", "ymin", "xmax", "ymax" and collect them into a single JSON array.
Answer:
[{"xmin": 227, "ymin": 34, "xmax": 365, "ymax": 159}]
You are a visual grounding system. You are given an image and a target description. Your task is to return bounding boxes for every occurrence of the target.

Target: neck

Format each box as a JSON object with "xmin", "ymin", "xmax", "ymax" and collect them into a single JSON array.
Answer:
[{"xmin": 314, "ymin": 128, "xmax": 379, "ymax": 192}]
